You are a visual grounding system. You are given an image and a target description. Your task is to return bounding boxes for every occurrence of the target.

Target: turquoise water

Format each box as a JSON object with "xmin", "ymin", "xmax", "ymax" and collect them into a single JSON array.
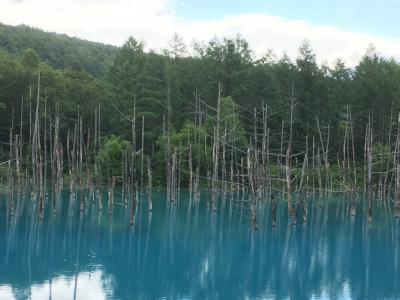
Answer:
[{"xmin": 0, "ymin": 191, "xmax": 399, "ymax": 299}]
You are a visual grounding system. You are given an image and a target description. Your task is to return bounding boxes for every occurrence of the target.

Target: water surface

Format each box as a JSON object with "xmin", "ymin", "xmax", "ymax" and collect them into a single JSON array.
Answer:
[{"xmin": 0, "ymin": 191, "xmax": 399, "ymax": 299}]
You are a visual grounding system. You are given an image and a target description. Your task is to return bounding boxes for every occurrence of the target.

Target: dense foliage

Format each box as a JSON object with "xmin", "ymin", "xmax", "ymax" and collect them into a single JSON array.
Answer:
[
  {"xmin": 1, "ymin": 24, "xmax": 400, "ymax": 184},
  {"xmin": 0, "ymin": 23, "xmax": 118, "ymax": 79}
]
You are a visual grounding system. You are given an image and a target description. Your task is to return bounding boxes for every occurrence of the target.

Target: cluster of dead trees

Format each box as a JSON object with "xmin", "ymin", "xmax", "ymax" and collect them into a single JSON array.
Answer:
[{"xmin": 3, "ymin": 76, "xmax": 400, "ymax": 229}]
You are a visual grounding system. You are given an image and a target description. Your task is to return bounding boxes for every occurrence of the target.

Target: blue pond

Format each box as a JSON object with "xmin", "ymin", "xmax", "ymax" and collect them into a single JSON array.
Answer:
[{"xmin": 0, "ymin": 191, "xmax": 399, "ymax": 299}]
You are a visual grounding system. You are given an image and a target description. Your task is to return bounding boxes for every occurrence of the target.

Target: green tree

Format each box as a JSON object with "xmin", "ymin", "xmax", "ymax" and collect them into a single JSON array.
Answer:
[
  {"xmin": 98, "ymin": 135, "xmax": 130, "ymax": 177},
  {"xmin": 20, "ymin": 48, "xmax": 40, "ymax": 70},
  {"xmin": 352, "ymin": 48, "xmax": 400, "ymax": 141}
]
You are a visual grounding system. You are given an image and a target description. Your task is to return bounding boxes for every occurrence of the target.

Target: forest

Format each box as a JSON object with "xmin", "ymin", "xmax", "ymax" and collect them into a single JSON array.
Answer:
[
  {"xmin": 4, "ymin": 0, "xmax": 400, "ymax": 295},
  {"xmin": 1, "ymin": 23, "xmax": 400, "ymax": 194}
]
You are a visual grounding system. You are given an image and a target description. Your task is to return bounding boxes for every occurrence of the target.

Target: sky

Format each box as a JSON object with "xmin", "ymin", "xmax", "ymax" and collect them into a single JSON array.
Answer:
[{"xmin": 0, "ymin": 0, "xmax": 399, "ymax": 66}]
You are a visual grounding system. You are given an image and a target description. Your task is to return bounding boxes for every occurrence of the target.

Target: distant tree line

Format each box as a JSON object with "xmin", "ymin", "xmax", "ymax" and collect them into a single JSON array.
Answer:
[
  {"xmin": 0, "ymin": 23, "xmax": 118, "ymax": 79},
  {"xmin": 1, "ymin": 24, "xmax": 400, "ymax": 185}
]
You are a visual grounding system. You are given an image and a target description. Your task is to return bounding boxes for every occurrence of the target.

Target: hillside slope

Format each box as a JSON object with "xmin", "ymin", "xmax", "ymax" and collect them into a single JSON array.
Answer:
[{"xmin": 0, "ymin": 23, "xmax": 119, "ymax": 79}]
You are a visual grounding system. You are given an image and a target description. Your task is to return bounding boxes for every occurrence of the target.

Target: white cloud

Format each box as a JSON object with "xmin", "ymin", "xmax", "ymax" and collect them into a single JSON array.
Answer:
[
  {"xmin": 0, "ymin": 0, "xmax": 175, "ymax": 46},
  {"xmin": 1, "ymin": 0, "xmax": 400, "ymax": 66},
  {"xmin": 179, "ymin": 14, "xmax": 400, "ymax": 66}
]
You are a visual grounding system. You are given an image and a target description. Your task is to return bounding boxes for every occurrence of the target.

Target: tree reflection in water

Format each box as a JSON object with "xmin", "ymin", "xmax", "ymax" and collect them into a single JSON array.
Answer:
[{"xmin": 0, "ymin": 191, "xmax": 399, "ymax": 300}]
